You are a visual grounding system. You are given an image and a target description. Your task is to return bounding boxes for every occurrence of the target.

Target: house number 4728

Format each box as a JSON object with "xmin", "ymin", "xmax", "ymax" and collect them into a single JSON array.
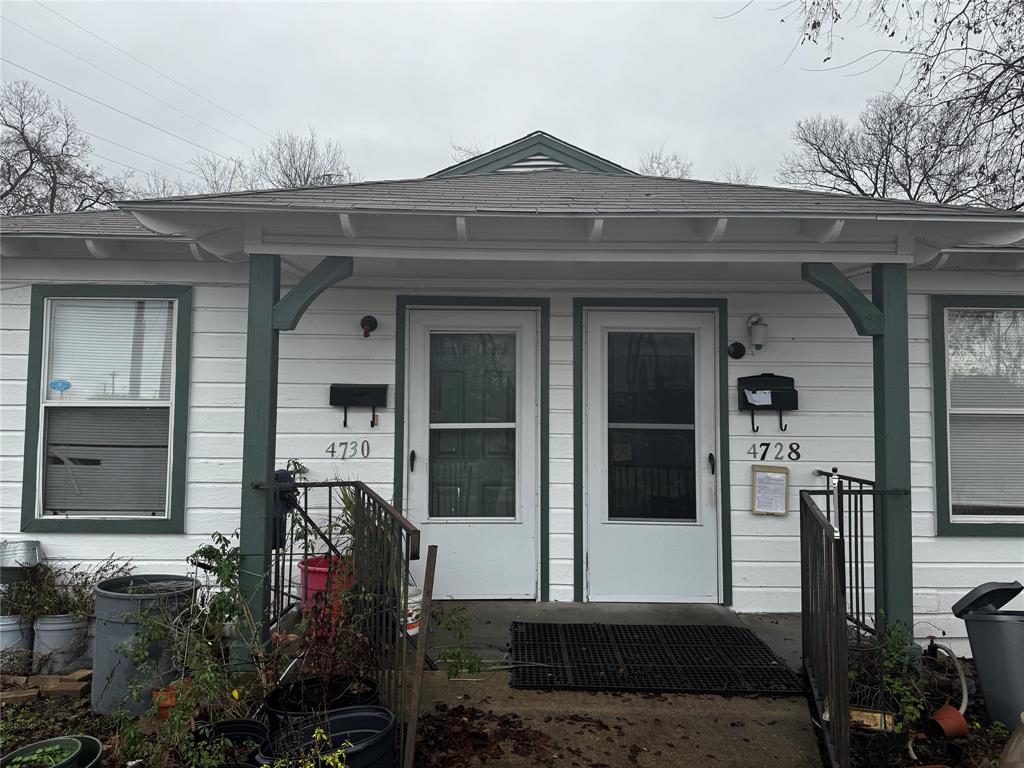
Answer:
[
  {"xmin": 325, "ymin": 440, "xmax": 370, "ymax": 459},
  {"xmin": 748, "ymin": 442, "xmax": 801, "ymax": 461}
]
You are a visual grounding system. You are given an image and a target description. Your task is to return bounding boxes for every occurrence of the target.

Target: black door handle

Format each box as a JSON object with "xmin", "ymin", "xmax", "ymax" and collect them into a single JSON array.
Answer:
[
  {"xmin": 708, "ymin": 453, "xmax": 716, "ymax": 475},
  {"xmin": 409, "ymin": 450, "xmax": 416, "ymax": 472}
]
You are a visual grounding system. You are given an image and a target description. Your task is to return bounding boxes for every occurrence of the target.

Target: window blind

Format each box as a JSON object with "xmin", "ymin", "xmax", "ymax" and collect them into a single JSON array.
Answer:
[
  {"xmin": 946, "ymin": 308, "xmax": 1024, "ymax": 518},
  {"xmin": 40, "ymin": 297, "xmax": 175, "ymax": 519},
  {"xmin": 46, "ymin": 299, "xmax": 173, "ymax": 401},
  {"xmin": 43, "ymin": 408, "xmax": 169, "ymax": 517}
]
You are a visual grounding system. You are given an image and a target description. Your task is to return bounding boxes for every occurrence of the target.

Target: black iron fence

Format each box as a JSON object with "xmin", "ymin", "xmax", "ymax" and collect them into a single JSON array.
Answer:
[
  {"xmin": 256, "ymin": 478, "xmax": 421, "ymax": 765},
  {"xmin": 800, "ymin": 489, "xmax": 850, "ymax": 768}
]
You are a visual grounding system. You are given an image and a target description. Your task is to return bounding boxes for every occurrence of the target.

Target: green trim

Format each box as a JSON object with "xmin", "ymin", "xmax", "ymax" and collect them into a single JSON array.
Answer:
[
  {"xmin": 870, "ymin": 264, "xmax": 913, "ymax": 629},
  {"xmin": 801, "ymin": 263, "xmax": 884, "ymax": 336},
  {"xmin": 239, "ymin": 254, "xmax": 282, "ymax": 633},
  {"xmin": 272, "ymin": 256, "xmax": 353, "ymax": 331},
  {"xmin": 393, "ymin": 296, "xmax": 551, "ymax": 600},
  {"xmin": 430, "ymin": 132, "xmax": 636, "ymax": 177},
  {"xmin": 572, "ymin": 298, "xmax": 732, "ymax": 605},
  {"xmin": 20, "ymin": 284, "xmax": 193, "ymax": 534},
  {"xmin": 931, "ymin": 294, "xmax": 1024, "ymax": 538}
]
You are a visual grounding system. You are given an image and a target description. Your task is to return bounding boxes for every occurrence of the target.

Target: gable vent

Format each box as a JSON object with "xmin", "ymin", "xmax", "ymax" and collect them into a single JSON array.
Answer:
[{"xmin": 493, "ymin": 153, "xmax": 575, "ymax": 173}]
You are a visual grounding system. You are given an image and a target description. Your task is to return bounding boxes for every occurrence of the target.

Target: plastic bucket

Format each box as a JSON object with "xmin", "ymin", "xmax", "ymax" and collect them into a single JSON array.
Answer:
[
  {"xmin": 406, "ymin": 587, "xmax": 422, "ymax": 637},
  {"xmin": 298, "ymin": 556, "xmax": 355, "ymax": 610},
  {"xmin": 264, "ymin": 676, "xmax": 380, "ymax": 735},
  {"xmin": 91, "ymin": 574, "xmax": 198, "ymax": 715},
  {"xmin": 33, "ymin": 614, "xmax": 88, "ymax": 674},
  {"xmin": 0, "ymin": 539, "xmax": 39, "ymax": 585},
  {"xmin": 256, "ymin": 706, "xmax": 395, "ymax": 768},
  {"xmin": 0, "ymin": 614, "xmax": 33, "ymax": 654},
  {"xmin": 71, "ymin": 735, "xmax": 103, "ymax": 768}
]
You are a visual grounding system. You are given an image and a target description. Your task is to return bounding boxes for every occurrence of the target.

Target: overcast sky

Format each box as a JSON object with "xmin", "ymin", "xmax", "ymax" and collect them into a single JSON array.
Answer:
[{"xmin": 1, "ymin": 1, "xmax": 904, "ymax": 186}]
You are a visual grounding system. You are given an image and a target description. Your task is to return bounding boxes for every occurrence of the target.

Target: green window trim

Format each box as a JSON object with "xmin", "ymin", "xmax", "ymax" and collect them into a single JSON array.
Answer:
[
  {"xmin": 931, "ymin": 294, "xmax": 1024, "ymax": 537},
  {"xmin": 393, "ymin": 296, "xmax": 551, "ymax": 599},
  {"xmin": 572, "ymin": 298, "xmax": 732, "ymax": 604},
  {"xmin": 20, "ymin": 284, "xmax": 193, "ymax": 534}
]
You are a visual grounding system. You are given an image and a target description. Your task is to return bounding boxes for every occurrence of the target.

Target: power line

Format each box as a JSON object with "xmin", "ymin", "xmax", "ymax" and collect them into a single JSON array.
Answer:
[
  {"xmin": 84, "ymin": 131, "xmax": 198, "ymax": 177},
  {"xmin": 2, "ymin": 15, "xmax": 254, "ymax": 150},
  {"xmin": 33, "ymin": 0, "xmax": 273, "ymax": 139},
  {"xmin": 90, "ymin": 151, "xmax": 192, "ymax": 191},
  {"xmin": 1, "ymin": 57, "xmax": 239, "ymax": 161}
]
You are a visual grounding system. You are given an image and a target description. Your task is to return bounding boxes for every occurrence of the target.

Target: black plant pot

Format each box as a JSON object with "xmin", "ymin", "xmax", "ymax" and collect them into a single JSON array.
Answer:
[
  {"xmin": 194, "ymin": 719, "xmax": 269, "ymax": 764},
  {"xmin": 255, "ymin": 706, "xmax": 394, "ymax": 768},
  {"xmin": 264, "ymin": 677, "xmax": 380, "ymax": 734}
]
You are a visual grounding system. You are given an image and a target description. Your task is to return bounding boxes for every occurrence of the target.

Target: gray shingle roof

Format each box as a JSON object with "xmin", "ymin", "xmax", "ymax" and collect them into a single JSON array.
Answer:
[
  {"xmin": 121, "ymin": 171, "xmax": 1023, "ymax": 219},
  {"xmin": 1, "ymin": 209, "xmax": 177, "ymax": 237}
]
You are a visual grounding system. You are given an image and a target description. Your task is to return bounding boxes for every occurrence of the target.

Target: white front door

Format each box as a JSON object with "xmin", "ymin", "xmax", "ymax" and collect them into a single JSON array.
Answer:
[
  {"xmin": 406, "ymin": 309, "xmax": 539, "ymax": 599},
  {"xmin": 584, "ymin": 310, "xmax": 720, "ymax": 602}
]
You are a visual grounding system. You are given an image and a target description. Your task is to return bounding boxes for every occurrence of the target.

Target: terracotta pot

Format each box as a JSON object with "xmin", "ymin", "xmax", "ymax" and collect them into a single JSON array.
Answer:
[
  {"xmin": 928, "ymin": 703, "xmax": 969, "ymax": 739},
  {"xmin": 151, "ymin": 679, "xmax": 190, "ymax": 721},
  {"xmin": 152, "ymin": 687, "xmax": 177, "ymax": 720}
]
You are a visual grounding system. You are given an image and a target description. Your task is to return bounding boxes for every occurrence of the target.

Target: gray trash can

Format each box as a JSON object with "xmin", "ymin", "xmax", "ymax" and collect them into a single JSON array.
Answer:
[
  {"xmin": 952, "ymin": 581, "xmax": 1024, "ymax": 728},
  {"xmin": 92, "ymin": 575, "xmax": 198, "ymax": 715}
]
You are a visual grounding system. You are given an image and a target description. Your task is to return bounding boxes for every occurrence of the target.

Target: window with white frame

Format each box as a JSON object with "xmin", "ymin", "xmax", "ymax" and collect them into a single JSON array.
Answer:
[
  {"xmin": 943, "ymin": 306, "xmax": 1024, "ymax": 522},
  {"xmin": 38, "ymin": 297, "xmax": 177, "ymax": 519}
]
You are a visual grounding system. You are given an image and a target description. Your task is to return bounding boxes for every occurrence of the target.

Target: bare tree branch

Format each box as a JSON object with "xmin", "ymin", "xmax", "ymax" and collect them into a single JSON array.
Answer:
[
  {"xmin": 1, "ymin": 79, "xmax": 127, "ymax": 214},
  {"xmin": 638, "ymin": 147, "xmax": 693, "ymax": 178},
  {"xmin": 777, "ymin": 94, "xmax": 1023, "ymax": 210}
]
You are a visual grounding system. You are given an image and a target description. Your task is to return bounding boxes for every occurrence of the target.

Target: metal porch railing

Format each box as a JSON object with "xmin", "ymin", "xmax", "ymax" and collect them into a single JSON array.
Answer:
[
  {"xmin": 812, "ymin": 468, "xmax": 878, "ymax": 635},
  {"xmin": 256, "ymin": 478, "xmax": 421, "ymax": 765},
  {"xmin": 800, "ymin": 489, "xmax": 850, "ymax": 768}
]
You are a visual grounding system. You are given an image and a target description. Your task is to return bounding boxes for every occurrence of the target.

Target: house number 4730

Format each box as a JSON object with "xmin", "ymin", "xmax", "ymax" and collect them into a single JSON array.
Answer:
[
  {"xmin": 748, "ymin": 442, "xmax": 801, "ymax": 461},
  {"xmin": 325, "ymin": 440, "xmax": 370, "ymax": 459}
]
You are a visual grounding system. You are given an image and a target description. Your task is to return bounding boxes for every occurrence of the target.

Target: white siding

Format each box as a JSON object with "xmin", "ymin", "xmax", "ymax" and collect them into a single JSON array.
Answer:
[{"xmin": 1, "ymin": 258, "xmax": 1021, "ymax": 654}]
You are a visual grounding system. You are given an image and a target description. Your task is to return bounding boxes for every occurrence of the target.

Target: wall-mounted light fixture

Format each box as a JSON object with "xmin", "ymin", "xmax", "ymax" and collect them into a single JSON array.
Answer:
[
  {"xmin": 747, "ymin": 315, "xmax": 768, "ymax": 351},
  {"xmin": 360, "ymin": 315, "xmax": 378, "ymax": 338}
]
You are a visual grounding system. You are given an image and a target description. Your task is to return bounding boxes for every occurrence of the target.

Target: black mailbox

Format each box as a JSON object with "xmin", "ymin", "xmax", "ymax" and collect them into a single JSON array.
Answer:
[
  {"xmin": 330, "ymin": 384, "xmax": 388, "ymax": 428},
  {"xmin": 737, "ymin": 373, "xmax": 798, "ymax": 432}
]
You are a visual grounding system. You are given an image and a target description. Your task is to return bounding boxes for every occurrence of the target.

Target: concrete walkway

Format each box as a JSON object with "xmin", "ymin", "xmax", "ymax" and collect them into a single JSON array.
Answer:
[{"xmin": 416, "ymin": 602, "xmax": 821, "ymax": 767}]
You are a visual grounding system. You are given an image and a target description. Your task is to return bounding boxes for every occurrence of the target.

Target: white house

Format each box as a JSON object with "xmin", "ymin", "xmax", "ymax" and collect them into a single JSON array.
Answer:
[{"xmin": 2, "ymin": 132, "xmax": 1021, "ymax": 654}]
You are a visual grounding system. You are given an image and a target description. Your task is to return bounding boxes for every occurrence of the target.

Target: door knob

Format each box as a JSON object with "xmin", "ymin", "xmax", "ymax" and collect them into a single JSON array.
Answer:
[
  {"xmin": 409, "ymin": 450, "xmax": 416, "ymax": 472},
  {"xmin": 708, "ymin": 453, "xmax": 716, "ymax": 475}
]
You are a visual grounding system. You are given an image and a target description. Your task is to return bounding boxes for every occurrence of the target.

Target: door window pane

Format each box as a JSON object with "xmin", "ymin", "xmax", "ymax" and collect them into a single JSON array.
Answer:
[
  {"xmin": 43, "ymin": 407, "xmax": 169, "ymax": 517},
  {"xmin": 608, "ymin": 428, "xmax": 696, "ymax": 520},
  {"xmin": 430, "ymin": 333, "xmax": 515, "ymax": 423},
  {"xmin": 608, "ymin": 332, "xmax": 694, "ymax": 424},
  {"xmin": 429, "ymin": 429, "xmax": 515, "ymax": 517},
  {"xmin": 607, "ymin": 331, "xmax": 697, "ymax": 521},
  {"xmin": 47, "ymin": 299, "xmax": 174, "ymax": 401}
]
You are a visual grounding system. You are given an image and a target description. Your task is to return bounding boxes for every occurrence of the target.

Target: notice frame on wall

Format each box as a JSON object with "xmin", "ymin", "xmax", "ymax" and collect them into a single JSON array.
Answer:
[{"xmin": 752, "ymin": 464, "xmax": 790, "ymax": 516}]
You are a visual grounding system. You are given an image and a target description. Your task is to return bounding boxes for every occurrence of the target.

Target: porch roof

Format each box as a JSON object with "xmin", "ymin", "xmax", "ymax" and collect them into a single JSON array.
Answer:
[{"xmin": 118, "ymin": 171, "xmax": 1024, "ymax": 222}]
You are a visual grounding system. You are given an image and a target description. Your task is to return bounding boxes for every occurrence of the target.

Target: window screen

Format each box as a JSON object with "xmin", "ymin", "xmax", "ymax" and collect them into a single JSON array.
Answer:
[
  {"xmin": 40, "ymin": 298, "xmax": 175, "ymax": 518},
  {"xmin": 945, "ymin": 308, "xmax": 1024, "ymax": 518}
]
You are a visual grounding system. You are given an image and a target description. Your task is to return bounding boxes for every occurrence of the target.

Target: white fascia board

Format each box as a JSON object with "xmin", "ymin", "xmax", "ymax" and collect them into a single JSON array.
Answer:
[{"xmin": 245, "ymin": 242, "xmax": 912, "ymax": 264}]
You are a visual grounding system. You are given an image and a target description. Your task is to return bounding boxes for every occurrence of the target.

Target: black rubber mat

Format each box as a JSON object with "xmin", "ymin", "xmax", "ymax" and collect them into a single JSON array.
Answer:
[{"xmin": 510, "ymin": 622, "xmax": 803, "ymax": 695}]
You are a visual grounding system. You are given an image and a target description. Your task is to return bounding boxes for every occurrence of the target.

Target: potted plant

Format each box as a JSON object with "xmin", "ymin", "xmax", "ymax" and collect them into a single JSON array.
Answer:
[
  {"xmin": 24, "ymin": 558, "xmax": 131, "ymax": 674},
  {"xmin": 0, "ymin": 736, "xmax": 81, "ymax": 768},
  {"xmin": 263, "ymin": 572, "xmax": 378, "ymax": 734},
  {"xmin": 0, "ymin": 577, "xmax": 36, "ymax": 674}
]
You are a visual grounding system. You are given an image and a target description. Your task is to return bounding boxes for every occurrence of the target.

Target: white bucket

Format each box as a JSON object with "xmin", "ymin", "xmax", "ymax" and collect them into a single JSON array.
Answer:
[
  {"xmin": 406, "ymin": 587, "xmax": 423, "ymax": 637},
  {"xmin": 0, "ymin": 614, "xmax": 33, "ymax": 653},
  {"xmin": 33, "ymin": 614, "xmax": 89, "ymax": 674}
]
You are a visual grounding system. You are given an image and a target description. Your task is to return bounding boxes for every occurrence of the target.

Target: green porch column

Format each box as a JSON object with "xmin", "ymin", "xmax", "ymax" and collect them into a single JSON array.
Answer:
[
  {"xmin": 870, "ymin": 263, "xmax": 913, "ymax": 629},
  {"xmin": 239, "ymin": 253, "xmax": 281, "ymax": 637}
]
